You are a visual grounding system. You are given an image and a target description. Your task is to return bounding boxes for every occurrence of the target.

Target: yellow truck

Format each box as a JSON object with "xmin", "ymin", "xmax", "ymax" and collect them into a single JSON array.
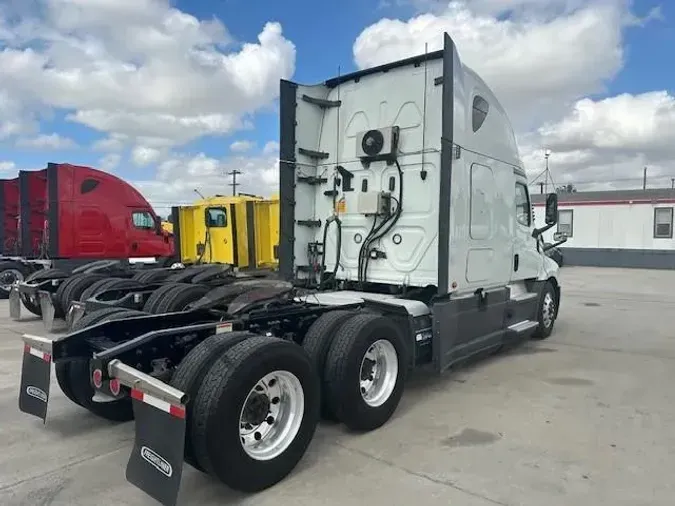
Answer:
[
  {"xmin": 160, "ymin": 221, "xmax": 173, "ymax": 234},
  {"xmin": 170, "ymin": 194, "xmax": 279, "ymax": 269}
]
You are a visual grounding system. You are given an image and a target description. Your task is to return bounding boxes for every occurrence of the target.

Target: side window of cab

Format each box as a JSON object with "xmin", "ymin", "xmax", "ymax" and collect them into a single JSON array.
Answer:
[
  {"xmin": 515, "ymin": 182, "xmax": 531, "ymax": 227},
  {"xmin": 132, "ymin": 210, "xmax": 156, "ymax": 230},
  {"xmin": 205, "ymin": 207, "xmax": 227, "ymax": 227}
]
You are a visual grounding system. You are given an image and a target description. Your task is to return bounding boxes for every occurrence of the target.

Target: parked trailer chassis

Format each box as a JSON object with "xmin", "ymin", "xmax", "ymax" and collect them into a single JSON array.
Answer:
[
  {"xmin": 9, "ymin": 262, "xmax": 257, "ymax": 331},
  {"xmin": 65, "ymin": 267, "xmax": 279, "ymax": 330},
  {"xmin": 9, "ymin": 259, "xmax": 145, "ymax": 324}
]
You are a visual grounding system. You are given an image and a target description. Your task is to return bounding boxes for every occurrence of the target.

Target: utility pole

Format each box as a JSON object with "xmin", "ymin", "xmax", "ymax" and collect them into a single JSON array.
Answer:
[
  {"xmin": 539, "ymin": 182, "xmax": 544, "ymax": 194},
  {"xmin": 227, "ymin": 169, "xmax": 241, "ymax": 196},
  {"xmin": 643, "ymin": 166, "xmax": 647, "ymax": 190},
  {"xmin": 671, "ymin": 178, "xmax": 674, "ymax": 189}
]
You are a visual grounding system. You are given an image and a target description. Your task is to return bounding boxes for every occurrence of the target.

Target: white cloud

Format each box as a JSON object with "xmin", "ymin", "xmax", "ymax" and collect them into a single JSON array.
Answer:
[
  {"xmin": 262, "ymin": 140, "xmax": 279, "ymax": 155},
  {"xmin": 353, "ymin": 0, "xmax": 633, "ymax": 129},
  {"xmin": 522, "ymin": 91, "xmax": 675, "ymax": 190},
  {"xmin": 230, "ymin": 140, "xmax": 255, "ymax": 153},
  {"xmin": 0, "ymin": 161, "xmax": 17, "ymax": 172},
  {"xmin": 0, "ymin": 0, "xmax": 296, "ymax": 147},
  {"xmin": 99, "ymin": 152, "xmax": 121, "ymax": 171},
  {"xmin": 132, "ymin": 151, "xmax": 279, "ymax": 214},
  {"xmin": 91, "ymin": 134, "xmax": 126, "ymax": 151},
  {"xmin": 131, "ymin": 145, "xmax": 163, "ymax": 167},
  {"xmin": 354, "ymin": 1, "xmax": 673, "ymax": 191},
  {"xmin": 16, "ymin": 132, "xmax": 77, "ymax": 149}
]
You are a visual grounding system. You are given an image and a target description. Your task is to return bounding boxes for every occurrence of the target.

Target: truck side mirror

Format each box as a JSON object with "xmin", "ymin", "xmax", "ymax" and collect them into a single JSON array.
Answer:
[
  {"xmin": 154, "ymin": 217, "xmax": 163, "ymax": 235},
  {"xmin": 545, "ymin": 193, "xmax": 558, "ymax": 225}
]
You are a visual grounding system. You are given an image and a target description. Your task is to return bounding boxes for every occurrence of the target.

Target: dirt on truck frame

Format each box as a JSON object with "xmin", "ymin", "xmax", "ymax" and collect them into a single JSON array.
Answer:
[{"xmin": 16, "ymin": 32, "xmax": 564, "ymax": 506}]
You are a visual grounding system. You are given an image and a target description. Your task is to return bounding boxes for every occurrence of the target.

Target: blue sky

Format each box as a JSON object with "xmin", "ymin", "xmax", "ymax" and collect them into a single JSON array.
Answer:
[{"xmin": 1, "ymin": 0, "xmax": 674, "ymax": 207}]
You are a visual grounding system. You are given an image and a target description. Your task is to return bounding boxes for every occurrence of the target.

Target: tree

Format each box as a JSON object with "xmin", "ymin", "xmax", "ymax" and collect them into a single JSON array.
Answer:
[{"xmin": 556, "ymin": 184, "xmax": 577, "ymax": 193}]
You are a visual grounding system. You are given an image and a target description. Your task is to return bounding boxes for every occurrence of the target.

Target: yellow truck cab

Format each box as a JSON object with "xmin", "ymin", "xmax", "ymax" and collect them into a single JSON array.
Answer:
[{"xmin": 170, "ymin": 194, "xmax": 279, "ymax": 269}]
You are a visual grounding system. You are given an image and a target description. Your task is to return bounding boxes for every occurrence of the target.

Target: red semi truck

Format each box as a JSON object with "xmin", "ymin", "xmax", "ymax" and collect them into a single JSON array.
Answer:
[
  {"xmin": 0, "ymin": 177, "xmax": 20, "ymax": 256},
  {"xmin": 0, "ymin": 162, "xmax": 175, "ymax": 295}
]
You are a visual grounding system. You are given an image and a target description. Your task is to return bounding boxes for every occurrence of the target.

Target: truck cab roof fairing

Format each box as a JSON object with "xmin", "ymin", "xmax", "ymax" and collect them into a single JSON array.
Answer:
[
  {"xmin": 278, "ymin": 32, "xmax": 523, "ymax": 295},
  {"xmin": 279, "ymin": 33, "xmax": 458, "ymax": 292}
]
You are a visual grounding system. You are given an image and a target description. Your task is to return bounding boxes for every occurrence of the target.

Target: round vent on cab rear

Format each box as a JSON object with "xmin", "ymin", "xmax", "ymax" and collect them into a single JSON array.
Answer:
[{"xmin": 361, "ymin": 130, "xmax": 384, "ymax": 157}]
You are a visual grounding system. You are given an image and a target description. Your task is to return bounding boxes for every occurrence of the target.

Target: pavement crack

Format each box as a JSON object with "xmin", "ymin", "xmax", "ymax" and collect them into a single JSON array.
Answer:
[
  {"xmin": 0, "ymin": 445, "xmax": 128, "ymax": 493},
  {"xmin": 334, "ymin": 441, "xmax": 510, "ymax": 506}
]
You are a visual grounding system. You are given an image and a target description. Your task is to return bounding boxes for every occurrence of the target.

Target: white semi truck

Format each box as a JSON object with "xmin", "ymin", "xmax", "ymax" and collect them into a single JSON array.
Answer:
[{"xmin": 18, "ymin": 32, "xmax": 562, "ymax": 506}]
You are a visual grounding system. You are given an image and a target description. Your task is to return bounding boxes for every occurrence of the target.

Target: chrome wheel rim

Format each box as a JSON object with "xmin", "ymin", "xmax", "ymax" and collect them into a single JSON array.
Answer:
[
  {"xmin": 239, "ymin": 370, "xmax": 304, "ymax": 461},
  {"xmin": 0, "ymin": 269, "xmax": 23, "ymax": 293},
  {"xmin": 359, "ymin": 339, "xmax": 398, "ymax": 408},
  {"xmin": 542, "ymin": 292, "xmax": 555, "ymax": 328}
]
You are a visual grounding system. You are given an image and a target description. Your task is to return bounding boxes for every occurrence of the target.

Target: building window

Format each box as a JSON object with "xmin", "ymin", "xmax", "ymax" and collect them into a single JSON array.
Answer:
[
  {"xmin": 515, "ymin": 182, "xmax": 531, "ymax": 227},
  {"xmin": 472, "ymin": 95, "xmax": 489, "ymax": 132},
  {"xmin": 654, "ymin": 207, "xmax": 673, "ymax": 239},
  {"xmin": 557, "ymin": 209, "xmax": 573, "ymax": 238},
  {"xmin": 205, "ymin": 207, "xmax": 227, "ymax": 227},
  {"xmin": 132, "ymin": 211, "xmax": 156, "ymax": 230}
]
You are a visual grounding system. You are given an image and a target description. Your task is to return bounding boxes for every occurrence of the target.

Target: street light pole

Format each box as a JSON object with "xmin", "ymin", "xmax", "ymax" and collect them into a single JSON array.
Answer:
[{"xmin": 544, "ymin": 148, "xmax": 551, "ymax": 193}]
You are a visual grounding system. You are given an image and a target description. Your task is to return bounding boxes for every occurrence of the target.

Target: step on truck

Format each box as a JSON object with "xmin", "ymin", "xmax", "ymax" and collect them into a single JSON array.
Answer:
[{"xmin": 18, "ymin": 32, "xmax": 562, "ymax": 506}]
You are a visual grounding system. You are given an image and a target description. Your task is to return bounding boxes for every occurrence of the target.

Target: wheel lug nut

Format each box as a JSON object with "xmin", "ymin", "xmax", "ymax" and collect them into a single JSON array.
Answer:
[{"xmin": 266, "ymin": 416, "xmax": 275, "ymax": 424}]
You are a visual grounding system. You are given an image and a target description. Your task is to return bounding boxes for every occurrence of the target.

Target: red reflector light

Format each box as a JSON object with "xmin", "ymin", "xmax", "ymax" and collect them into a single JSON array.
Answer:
[
  {"xmin": 109, "ymin": 378, "xmax": 121, "ymax": 396},
  {"xmin": 92, "ymin": 369, "xmax": 103, "ymax": 388}
]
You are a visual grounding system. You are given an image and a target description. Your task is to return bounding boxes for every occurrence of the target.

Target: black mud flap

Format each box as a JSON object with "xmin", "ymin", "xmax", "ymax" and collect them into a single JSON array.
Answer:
[
  {"xmin": 126, "ymin": 388, "xmax": 187, "ymax": 506},
  {"xmin": 18, "ymin": 341, "xmax": 53, "ymax": 422},
  {"xmin": 9, "ymin": 283, "xmax": 21, "ymax": 320}
]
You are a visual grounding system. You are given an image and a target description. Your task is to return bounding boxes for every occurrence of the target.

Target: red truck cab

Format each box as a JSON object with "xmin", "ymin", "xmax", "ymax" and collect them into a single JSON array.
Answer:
[
  {"xmin": 36, "ymin": 162, "xmax": 173, "ymax": 260},
  {"xmin": 0, "ymin": 177, "xmax": 20, "ymax": 256}
]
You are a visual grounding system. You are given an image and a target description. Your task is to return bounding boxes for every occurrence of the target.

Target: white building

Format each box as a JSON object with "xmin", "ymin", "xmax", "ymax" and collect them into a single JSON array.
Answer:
[{"xmin": 532, "ymin": 189, "xmax": 675, "ymax": 269}]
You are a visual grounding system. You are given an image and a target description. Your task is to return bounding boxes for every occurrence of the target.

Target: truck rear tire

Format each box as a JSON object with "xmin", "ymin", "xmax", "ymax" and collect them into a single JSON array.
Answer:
[
  {"xmin": 166, "ymin": 265, "xmax": 213, "ymax": 283},
  {"xmin": 132, "ymin": 269, "xmax": 172, "ymax": 284},
  {"xmin": 190, "ymin": 265, "xmax": 233, "ymax": 285},
  {"xmin": 91, "ymin": 278, "xmax": 143, "ymax": 300},
  {"xmin": 60, "ymin": 273, "xmax": 109, "ymax": 313},
  {"xmin": 56, "ymin": 307, "xmax": 145, "ymax": 409},
  {"xmin": 169, "ymin": 331, "xmax": 257, "ymax": 471},
  {"xmin": 324, "ymin": 313, "xmax": 407, "ymax": 432},
  {"xmin": 79, "ymin": 277, "xmax": 121, "ymax": 302},
  {"xmin": 191, "ymin": 336, "xmax": 320, "ymax": 492},
  {"xmin": 54, "ymin": 275, "xmax": 84, "ymax": 317},
  {"xmin": 301, "ymin": 310, "xmax": 358, "ymax": 420},
  {"xmin": 67, "ymin": 359, "xmax": 134, "ymax": 422},
  {"xmin": 142, "ymin": 283, "xmax": 192, "ymax": 313},
  {"xmin": 0, "ymin": 260, "xmax": 29, "ymax": 299},
  {"xmin": 55, "ymin": 363, "xmax": 82, "ymax": 407},
  {"xmin": 20, "ymin": 268, "xmax": 69, "ymax": 316},
  {"xmin": 154, "ymin": 284, "xmax": 210, "ymax": 313},
  {"xmin": 531, "ymin": 281, "xmax": 557, "ymax": 340},
  {"xmin": 64, "ymin": 309, "xmax": 145, "ymax": 421},
  {"xmin": 71, "ymin": 306, "xmax": 135, "ymax": 331}
]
